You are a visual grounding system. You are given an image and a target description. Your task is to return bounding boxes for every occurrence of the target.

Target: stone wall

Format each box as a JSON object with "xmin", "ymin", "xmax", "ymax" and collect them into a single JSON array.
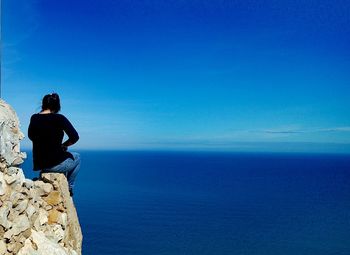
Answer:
[{"xmin": 0, "ymin": 99, "xmax": 82, "ymax": 255}]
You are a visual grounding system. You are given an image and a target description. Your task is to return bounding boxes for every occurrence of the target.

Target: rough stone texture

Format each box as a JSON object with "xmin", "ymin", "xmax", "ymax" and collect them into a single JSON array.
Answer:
[
  {"xmin": 3, "ymin": 214, "xmax": 30, "ymax": 239},
  {"xmin": 42, "ymin": 173, "xmax": 83, "ymax": 254},
  {"xmin": 0, "ymin": 99, "xmax": 26, "ymax": 167},
  {"xmin": 33, "ymin": 208, "xmax": 49, "ymax": 231},
  {"xmin": 34, "ymin": 181, "xmax": 53, "ymax": 195},
  {"xmin": 0, "ymin": 172, "xmax": 8, "ymax": 196},
  {"xmin": 0, "ymin": 100, "xmax": 82, "ymax": 255},
  {"xmin": 45, "ymin": 191, "xmax": 63, "ymax": 206},
  {"xmin": 0, "ymin": 239, "xmax": 6, "ymax": 254},
  {"xmin": 25, "ymin": 204, "xmax": 37, "ymax": 219},
  {"xmin": 14, "ymin": 199, "xmax": 29, "ymax": 214},
  {"xmin": 0, "ymin": 201, "xmax": 12, "ymax": 229},
  {"xmin": 18, "ymin": 230, "xmax": 78, "ymax": 255}
]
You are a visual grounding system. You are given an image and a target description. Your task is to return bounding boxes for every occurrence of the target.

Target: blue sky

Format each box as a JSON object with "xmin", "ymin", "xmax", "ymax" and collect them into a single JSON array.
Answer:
[{"xmin": 2, "ymin": 0, "xmax": 350, "ymax": 152}]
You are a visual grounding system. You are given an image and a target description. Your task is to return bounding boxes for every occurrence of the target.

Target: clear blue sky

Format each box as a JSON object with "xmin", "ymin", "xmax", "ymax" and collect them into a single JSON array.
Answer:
[{"xmin": 2, "ymin": 0, "xmax": 350, "ymax": 153}]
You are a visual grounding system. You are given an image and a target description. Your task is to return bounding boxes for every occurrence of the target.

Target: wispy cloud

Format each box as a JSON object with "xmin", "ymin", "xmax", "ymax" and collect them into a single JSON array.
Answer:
[
  {"xmin": 318, "ymin": 127, "xmax": 350, "ymax": 132},
  {"xmin": 260, "ymin": 127, "xmax": 350, "ymax": 134},
  {"xmin": 261, "ymin": 129, "xmax": 306, "ymax": 134}
]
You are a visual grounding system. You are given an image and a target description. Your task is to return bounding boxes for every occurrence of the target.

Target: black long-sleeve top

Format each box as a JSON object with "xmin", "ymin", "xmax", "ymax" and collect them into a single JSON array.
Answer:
[{"xmin": 28, "ymin": 113, "xmax": 79, "ymax": 171}]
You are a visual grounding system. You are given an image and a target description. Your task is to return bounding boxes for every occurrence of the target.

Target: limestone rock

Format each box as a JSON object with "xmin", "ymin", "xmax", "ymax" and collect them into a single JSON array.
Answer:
[
  {"xmin": 0, "ymin": 172, "xmax": 7, "ymax": 196},
  {"xmin": 16, "ymin": 238, "xmax": 34, "ymax": 255},
  {"xmin": 28, "ymin": 187, "xmax": 41, "ymax": 201},
  {"xmin": 25, "ymin": 203, "xmax": 37, "ymax": 219},
  {"xmin": 4, "ymin": 173, "xmax": 17, "ymax": 185},
  {"xmin": 0, "ymin": 201, "xmax": 12, "ymax": 229},
  {"xmin": 34, "ymin": 180, "xmax": 53, "ymax": 195},
  {"xmin": 6, "ymin": 166, "xmax": 19, "ymax": 175},
  {"xmin": 0, "ymin": 161, "xmax": 6, "ymax": 171},
  {"xmin": 0, "ymin": 225, "xmax": 5, "ymax": 237},
  {"xmin": 0, "ymin": 99, "xmax": 26, "ymax": 167},
  {"xmin": 17, "ymin": 230, "xmax": 78, "ymax": 255},
  {"xmin": 42, "ymin": 173, "xmax": 82, "ymax": 255},
  {"xmin": 8, "ymin": 208, "xmax": 20, "ymax": 222},
  {"xmin": 58, "ymin": 213, "xmax": 68, "ymax": 228},
  {"xmin": 45, "ymin": 190, "xmax": 63, "ymax": 206},
  {"xmin": 4, "ymin": 167, "xmax": 25, "ymax": 187},
  {"xmin": 0, "ymin": 240, "xmax": 6, "ymax": 255},
  {"xmin": 33, "ymin": 208, "xmax": 48, "ymax": 231},
  {"xmin": 48, "ymin": 209, "xmax": 60, "ymax": 224},
  {"xmin": 56, "ymin": 204, "xmax": 66, "ymax": 212},
  {"xmin": 10, "ymin": 189, "xmax": 25, "ymax": 205},
  {"xmin": 7, "ymin": 239, "xmax": 24, "ymax": 254},
  {"xmin": 1, "ymin": 100, "xmax": 82, "ymax": 255},
  {"xmin": 18, "ymin": 230, "xmax": 70, "ymax": 255},
  {"xmin": 4, "ymin": 214, "xmax": 30, "ymax": 239},
  {"xmin": 23, "ymin": 179, "xmax": 34, "ymax": 189},
  {"xmin": 14, "ymin": 199, "xmax": 29, "ymax": 214},
  {"xmin": 45, "ymin": 224, "xmax": 65, "ymax": 243}
]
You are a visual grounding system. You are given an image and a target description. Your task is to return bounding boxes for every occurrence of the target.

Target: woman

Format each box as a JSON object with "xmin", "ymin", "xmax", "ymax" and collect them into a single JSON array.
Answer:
[{"xmin": 28, "ymin": 93, "xmax": 80, "ymax": 196}]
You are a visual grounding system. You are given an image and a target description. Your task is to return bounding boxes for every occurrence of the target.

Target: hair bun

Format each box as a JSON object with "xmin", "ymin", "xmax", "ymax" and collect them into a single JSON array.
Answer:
[{"xmin": 42, "ymin": 93, "xmax": 61, "ymax": 113}]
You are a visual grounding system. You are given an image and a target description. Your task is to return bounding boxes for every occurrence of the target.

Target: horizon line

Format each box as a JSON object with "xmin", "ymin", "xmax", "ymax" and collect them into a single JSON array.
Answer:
[{"xmin": 21, "ymin": 142, "xmax": 350, "ymax": 155}]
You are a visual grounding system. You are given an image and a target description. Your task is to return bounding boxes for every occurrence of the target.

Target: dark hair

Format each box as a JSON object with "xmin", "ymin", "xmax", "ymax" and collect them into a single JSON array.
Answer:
[{"xmin": 42, "ymin": 93, "xmax": 61, "ymax": 113}]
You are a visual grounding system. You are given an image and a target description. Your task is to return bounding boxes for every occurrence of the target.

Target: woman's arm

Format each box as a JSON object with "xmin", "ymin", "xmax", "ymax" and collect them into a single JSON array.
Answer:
[
  {"xmin": 28, "ymin": 115, "xmax": 35, "ymax": 141},
  {"xmin": 61, "ymin": 115, "xmax": 79, "ymax": 147}
]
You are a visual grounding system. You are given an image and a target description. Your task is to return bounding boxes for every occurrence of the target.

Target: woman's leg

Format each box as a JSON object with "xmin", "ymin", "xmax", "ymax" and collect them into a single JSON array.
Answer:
[
  {"xmin": 42, "ymin": 152, "xmax": 81, "ymax": 190},
  {"xmin": 66, "ymin": 152, "xmax": 81, "ymax": 190}
]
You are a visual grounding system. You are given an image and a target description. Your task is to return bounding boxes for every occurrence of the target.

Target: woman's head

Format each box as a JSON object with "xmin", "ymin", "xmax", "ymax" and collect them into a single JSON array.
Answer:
[{"xmin": 42, "ymin": 93, "xmax": 61, "ymax": 113}]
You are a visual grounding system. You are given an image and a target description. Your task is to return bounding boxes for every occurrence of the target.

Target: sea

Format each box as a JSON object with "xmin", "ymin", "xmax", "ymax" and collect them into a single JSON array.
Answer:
[{"xmin": 21, "ymin": 150, "xmax": 350, "ymax": 255}]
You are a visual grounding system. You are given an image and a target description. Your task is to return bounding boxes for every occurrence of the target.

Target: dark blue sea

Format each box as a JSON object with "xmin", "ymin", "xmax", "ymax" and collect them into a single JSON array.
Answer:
[{"xmin": 22, "ymin": 151, "xmax": 350, "ymax": 255}]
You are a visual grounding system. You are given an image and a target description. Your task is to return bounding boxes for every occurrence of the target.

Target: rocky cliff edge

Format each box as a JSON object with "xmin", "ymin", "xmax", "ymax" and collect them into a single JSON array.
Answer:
[{"xmin": 0, "ymin": 99, "xmax": 83, "ymax": 255}]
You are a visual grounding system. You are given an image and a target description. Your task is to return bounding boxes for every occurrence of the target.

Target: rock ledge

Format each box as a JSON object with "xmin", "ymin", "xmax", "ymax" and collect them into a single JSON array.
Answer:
[{"xmin": 0, "ymin": 99, "xmax": 82, "ymax": 255}]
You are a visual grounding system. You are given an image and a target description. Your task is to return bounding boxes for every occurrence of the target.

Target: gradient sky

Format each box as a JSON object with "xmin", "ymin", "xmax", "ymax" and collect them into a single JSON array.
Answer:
[{"xmin": 2, "ymin": 0, "xmax": 350, "ymax": 152}]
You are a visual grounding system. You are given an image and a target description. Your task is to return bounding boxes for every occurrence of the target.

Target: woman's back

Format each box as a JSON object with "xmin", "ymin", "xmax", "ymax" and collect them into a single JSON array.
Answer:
[{"xmin": 28, "ymin": 113, "xmax": 79, "ymax": 170}]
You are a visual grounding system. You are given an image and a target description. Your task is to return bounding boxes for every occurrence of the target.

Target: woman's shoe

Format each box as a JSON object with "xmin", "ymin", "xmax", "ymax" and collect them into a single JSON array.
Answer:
[{"xmin": 69, "ymin": 187, "xmax": 74, "ymax": 197}]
